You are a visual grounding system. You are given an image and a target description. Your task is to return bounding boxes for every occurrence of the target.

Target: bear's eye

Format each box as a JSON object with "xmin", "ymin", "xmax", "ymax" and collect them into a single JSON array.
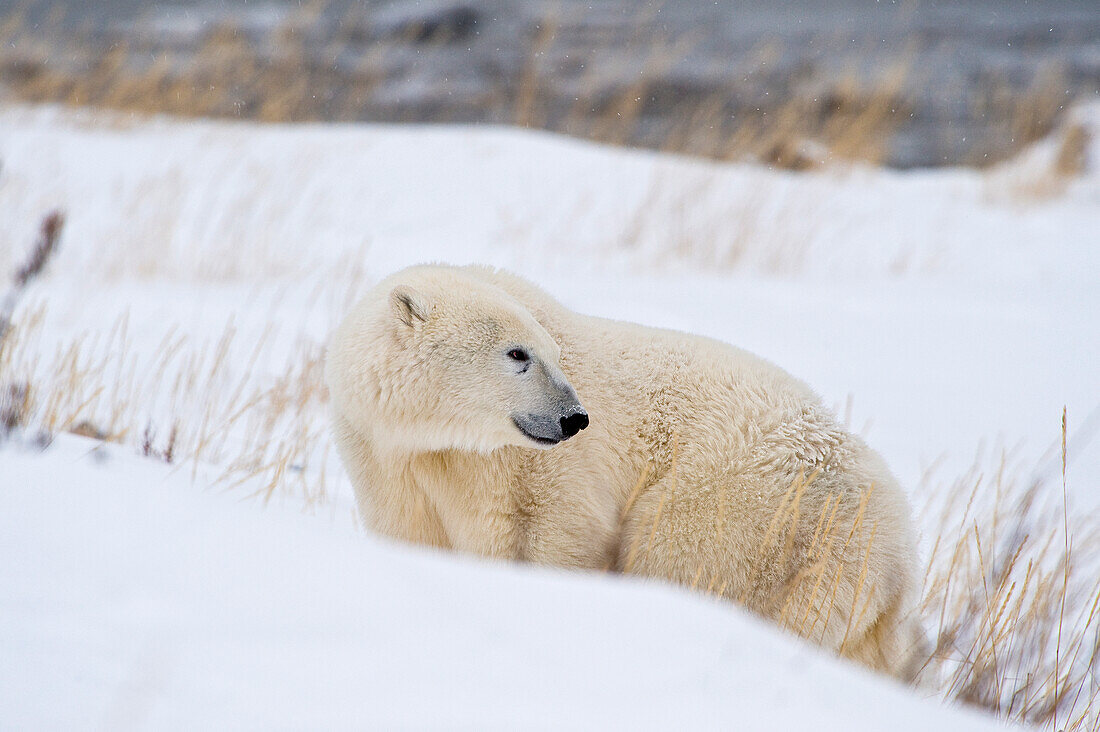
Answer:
[{"xmin": 507, "ymin": 348, "xmax": 530, "ymax": 363}]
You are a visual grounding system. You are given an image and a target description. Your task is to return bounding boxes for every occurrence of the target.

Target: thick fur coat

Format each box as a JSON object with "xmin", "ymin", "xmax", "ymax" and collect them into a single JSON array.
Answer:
[{"xmin": 326, "ymin": 264, "xmax": 925, "ymax": 679}]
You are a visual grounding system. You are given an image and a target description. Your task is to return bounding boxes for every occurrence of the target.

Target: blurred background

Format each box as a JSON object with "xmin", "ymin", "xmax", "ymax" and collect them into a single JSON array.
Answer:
[{"xmin": 1, "ymin": 0, "xmax": 1097, "ymax": 169}]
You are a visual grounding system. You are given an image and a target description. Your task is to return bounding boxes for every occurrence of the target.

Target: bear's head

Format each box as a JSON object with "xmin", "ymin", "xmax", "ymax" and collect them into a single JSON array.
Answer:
[{"xmin": 327, "ymin": 267, "xmax": 588, "ymax": 454}]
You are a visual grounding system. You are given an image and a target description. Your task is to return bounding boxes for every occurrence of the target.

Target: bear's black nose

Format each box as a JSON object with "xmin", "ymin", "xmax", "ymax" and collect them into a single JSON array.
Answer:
[{"xmin": 560, "ymin": 411, "xmax": 589, "ymax": 439}]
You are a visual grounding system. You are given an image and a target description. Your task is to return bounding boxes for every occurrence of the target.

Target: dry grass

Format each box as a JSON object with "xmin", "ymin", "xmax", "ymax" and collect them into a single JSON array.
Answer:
[
  {"xmin": 0, "ymin": 212, "xmax": 364, "ymax": 509},
  {"xmin": 916, "ymin": 428, "xmax": 1100, "ymax": 731},
  {"xmin": 616, "ymin": 167, "xmax": 820, "ymax": 273},
  {"xmin": 1054, "ymin": 123, "xmax": 1091, "ymax": 178},
  {"xmin": 983, "ymin": 115, "xmax": 1094, "ymax": 203},
  {"xmin": 0, "ymin": 306, "xmax": 337, "ymax": 508},
  {"xmin": 0, "ymin": 2, "xmax": 1076, "ymax": 170}
]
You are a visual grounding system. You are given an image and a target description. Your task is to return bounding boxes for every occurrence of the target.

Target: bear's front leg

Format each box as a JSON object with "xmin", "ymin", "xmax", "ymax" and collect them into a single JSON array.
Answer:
[{"xmin": 410, "ymin": 451, "xmax": 523, "ymax": 561}]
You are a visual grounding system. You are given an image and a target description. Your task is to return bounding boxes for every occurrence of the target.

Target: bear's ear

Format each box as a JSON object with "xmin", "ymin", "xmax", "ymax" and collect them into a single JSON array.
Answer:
[{"xmin": 390, "ymin": 285, "xmax": 430, "ymax": 327}]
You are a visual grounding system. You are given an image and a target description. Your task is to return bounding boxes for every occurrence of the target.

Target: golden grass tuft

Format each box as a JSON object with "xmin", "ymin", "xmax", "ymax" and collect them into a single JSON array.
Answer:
[
  {"xmin": 916, "ymin": 427, "xmax": 1100, "ymax": 731},
  {"xmin": 983, "ymin": 117, "xmax": 1094, "ymax": 203},
  {"xmin": 1054, "ymin": 123, "xmax": 1091, "ymax": 179},
  {"xmin": 0, "ymin": 306, "xmax": 336, "ymax": 506}
]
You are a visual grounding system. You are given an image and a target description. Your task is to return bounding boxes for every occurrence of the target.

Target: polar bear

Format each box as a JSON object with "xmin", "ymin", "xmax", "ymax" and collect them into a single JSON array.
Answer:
[{"xmin": 326, "ymin": 264, "xmax": 926, "ymax": 680}]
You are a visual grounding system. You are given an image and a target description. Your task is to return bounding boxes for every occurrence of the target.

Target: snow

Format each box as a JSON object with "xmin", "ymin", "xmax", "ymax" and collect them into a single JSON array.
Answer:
[
  {"xmin": 2, "ymin": 101, "xmax": 1098, "ymax": 726},
  {"xmin": 1, "ymin": 436, "xmax": 1003, "ymax": 730},
  {"xmin": 1, "ymin": 104, "xmax": 1098, "ymax": 287}
]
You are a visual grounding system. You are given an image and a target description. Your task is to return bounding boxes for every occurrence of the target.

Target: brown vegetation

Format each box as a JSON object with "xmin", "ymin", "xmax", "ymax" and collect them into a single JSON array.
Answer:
[
  {"xmin": 0, "ymin": 3, "xmax": 1080, "ymax": 170},
  {"xmin": 917, "ymin": 425, "xmax": 1100, "ymax": 731}
]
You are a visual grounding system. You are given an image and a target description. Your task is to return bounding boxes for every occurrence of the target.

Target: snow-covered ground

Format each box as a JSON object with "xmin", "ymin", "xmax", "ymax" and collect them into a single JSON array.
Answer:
[
  {"xmin": 1, "ymin": 103, "xmax": 1098, "ymax": 727},
  {"xmin": 2, "ymin": 436, "xmax": 1007, "ymax": 730}
]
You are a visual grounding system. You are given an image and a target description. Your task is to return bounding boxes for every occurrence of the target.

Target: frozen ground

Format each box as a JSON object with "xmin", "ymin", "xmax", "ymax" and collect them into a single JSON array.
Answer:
[{"xmin": 1, "ymin": 103, "xmax": 1098, "ymax": 727}]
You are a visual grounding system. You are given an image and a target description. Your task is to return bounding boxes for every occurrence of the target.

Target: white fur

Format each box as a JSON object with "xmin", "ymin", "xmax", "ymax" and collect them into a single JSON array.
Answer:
[{"xmin": 326, "ymin": 264, "xmax": 926, "ymax": 679}]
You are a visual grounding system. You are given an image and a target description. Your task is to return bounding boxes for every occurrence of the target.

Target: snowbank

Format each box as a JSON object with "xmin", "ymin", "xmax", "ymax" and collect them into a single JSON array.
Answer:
[{"xmin": 1, "ymin": 435, "xmax": 1003, "ymax": 729}]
